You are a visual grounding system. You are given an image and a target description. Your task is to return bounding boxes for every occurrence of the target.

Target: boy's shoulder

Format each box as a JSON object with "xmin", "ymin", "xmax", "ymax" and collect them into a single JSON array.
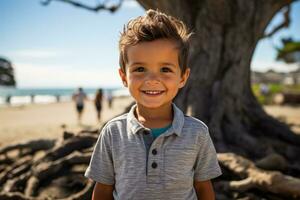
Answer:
[
  {"xmin": 103, "ymin": 113, "xmax": 128, "ymax": 130},
  {"xmin": 183, "ymin": 114, "xmax": 209, "ymax": 135}
]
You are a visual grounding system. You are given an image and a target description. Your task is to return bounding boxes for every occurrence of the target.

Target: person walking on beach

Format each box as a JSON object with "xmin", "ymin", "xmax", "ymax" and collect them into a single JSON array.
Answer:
[
  {"xmin": 107, "ymin": 90, "xmax": 113, "ymax": 108},
  {"xmin": 85, "ymin": 10, "xmax": 221, "ymax": 200},
  {"xmin": 72, "ymin": 87, "xmax": 87, "ymax": 124},
  {"xmin": 5, "ymin": 95, "xmax": 11, "ymax": 105},
  {"xmin": 94, "ymin": 88, "xmax": 103, "ymax": 122}
]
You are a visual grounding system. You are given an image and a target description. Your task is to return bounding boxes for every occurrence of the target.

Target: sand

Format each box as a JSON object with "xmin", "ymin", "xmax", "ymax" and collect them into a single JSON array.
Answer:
[
  {"xmin": 264, "ymin": 105, "xmax": 300, "ymax": 134},
  {"xmin": 0, "ymin": 99, "xmax": 299, "ymax": 147},
  {"xmin": 0, "ymin": 96, "xmax": 134, "ymax": 147}
]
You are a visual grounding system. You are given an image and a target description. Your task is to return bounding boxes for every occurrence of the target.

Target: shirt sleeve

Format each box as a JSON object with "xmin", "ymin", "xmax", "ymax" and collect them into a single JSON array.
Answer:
[
  {"xmin": 84, "ymin": 125, "xmax": 115, "ymax": 185},
  {"xmin": 194, "ymin": 126, "xmax": 222, "ymax": 181}
]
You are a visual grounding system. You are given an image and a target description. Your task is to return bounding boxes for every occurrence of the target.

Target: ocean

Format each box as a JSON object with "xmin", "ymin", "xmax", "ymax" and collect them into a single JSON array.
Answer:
[{"xmin": 0, "ymin": 87, "xmax": 129, "ymax": 106}]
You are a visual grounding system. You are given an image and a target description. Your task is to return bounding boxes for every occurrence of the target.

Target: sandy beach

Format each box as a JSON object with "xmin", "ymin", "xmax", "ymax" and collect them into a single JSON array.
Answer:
[
  {"xmin": 0, "ymin": 96, "xmax": 134, "ymax": 147},
  {"xmin": 0, "ymin": 99, "xmax": 299, "ymax": 147}
]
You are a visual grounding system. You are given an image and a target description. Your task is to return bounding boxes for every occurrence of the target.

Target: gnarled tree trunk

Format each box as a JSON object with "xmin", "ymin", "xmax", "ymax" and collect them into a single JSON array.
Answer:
[
  {"xmin": 137, "ymin": 0, "xmax": 300, "ymax": 159},
  {"xmin": 137, "ymin": 0, "xmax": 300, "ymax": 198}
]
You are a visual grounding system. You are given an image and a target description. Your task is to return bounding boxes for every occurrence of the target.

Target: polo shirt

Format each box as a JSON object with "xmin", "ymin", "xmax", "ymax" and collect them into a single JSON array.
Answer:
[{"xmin": 85, "ymin": 103, "xmax": 222, "ymax": 200}]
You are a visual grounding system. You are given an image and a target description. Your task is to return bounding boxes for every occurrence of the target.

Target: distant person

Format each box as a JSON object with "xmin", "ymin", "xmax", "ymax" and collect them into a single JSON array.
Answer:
[
  {"xmin": 72, "ymin": 87, "xmax": 87, "ymax": 124},
  {"xmin": 260, "ymin": 83, "xmax": 269, "ymax": 96},
  {"xmin": 30, "ymin": 94, "xmax": 35, "ymax": 104},
  {"xmin": 94, "ymin": 88, "xmax": 103, "ymax": 122},
  {"xmin": 85, "ymin": 10, "xmax": 221, "ymax": 200},
  {"xmin": 55, "ymin": 94, "xmax": 60, "ymax": 103},
  {"xmin": 107, "ymin": 90, "xmax": 113, "ymax": 108},
  {"xmin": 6, "ymin": 95, "xmax": 11, "ymax": 105}
]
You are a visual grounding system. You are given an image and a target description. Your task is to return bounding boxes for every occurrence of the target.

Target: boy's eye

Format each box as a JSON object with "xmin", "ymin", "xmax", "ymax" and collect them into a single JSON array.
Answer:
[
  {"xmin": 133, "ymin": 66, "xmax": 145, "ymax": 72},
  {"xmin": 161, "ymin": 67, "xmax": 172, "ymax": 73}
]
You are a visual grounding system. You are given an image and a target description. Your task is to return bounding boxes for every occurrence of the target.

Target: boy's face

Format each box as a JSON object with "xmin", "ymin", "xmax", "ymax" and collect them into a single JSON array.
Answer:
[{"xmin": 119, "ymin": 39, "xmax": 190, "ymax": 109}]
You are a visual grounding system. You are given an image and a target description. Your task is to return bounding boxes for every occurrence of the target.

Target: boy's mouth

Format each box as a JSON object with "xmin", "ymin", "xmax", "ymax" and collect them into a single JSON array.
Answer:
[{"xmin": 142, "ymin": 90, "xmax": 164, "ymax": 95}]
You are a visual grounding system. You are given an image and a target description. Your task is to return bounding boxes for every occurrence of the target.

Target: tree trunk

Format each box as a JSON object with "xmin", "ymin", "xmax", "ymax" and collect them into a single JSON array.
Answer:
[
  {"xmin": 137, "ymin": 0, "xmax": 300, "ymax": 197},
  {"xmin": 137, "ymin": 0, "xmax": 300, "ymax": 154}
]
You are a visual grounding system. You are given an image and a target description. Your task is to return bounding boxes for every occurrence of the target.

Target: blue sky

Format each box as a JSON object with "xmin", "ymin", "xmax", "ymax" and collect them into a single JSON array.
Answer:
[{"xmin": 0, "ymin": 0, "xmax": 299, "ymax": 88}]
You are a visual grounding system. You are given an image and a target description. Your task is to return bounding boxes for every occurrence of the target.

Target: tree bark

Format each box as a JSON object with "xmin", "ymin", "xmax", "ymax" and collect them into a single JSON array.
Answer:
[{"xmin": 137, "ymin": 0, "xmax": 300, "ymax": 160}]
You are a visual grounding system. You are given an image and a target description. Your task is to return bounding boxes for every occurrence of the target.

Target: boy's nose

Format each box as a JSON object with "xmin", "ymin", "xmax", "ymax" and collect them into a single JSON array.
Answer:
[{"xmin": 145, "ymin": 74, "xmax": 160, "ymax": 85}]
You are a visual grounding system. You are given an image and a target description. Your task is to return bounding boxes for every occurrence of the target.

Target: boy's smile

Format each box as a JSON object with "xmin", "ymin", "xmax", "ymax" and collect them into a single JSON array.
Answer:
[
  {"xmin": 119, "ymin": 39, "xmax": 190, "ymax": 111},
  {"xmin": 142, "ymin": 90, "xmax": 164, "ymax": 95}
]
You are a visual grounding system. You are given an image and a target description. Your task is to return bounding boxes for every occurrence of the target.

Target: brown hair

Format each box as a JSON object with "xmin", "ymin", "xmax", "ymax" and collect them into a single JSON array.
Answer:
[{"xmin": 119, "ymin": 9, "xmax": 192, "ymax": 75}]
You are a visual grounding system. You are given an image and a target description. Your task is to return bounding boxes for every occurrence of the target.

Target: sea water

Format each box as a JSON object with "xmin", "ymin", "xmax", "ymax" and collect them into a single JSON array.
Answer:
[{"xmin": 0, "ymin": 87, "xmax": 129, "ymax": 106}]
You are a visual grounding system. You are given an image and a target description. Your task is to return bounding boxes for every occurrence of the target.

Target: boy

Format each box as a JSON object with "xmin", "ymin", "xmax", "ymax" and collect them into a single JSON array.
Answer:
[{"xmin": 85, "ymin": 9, "xmax": 222, "ymax": 200}]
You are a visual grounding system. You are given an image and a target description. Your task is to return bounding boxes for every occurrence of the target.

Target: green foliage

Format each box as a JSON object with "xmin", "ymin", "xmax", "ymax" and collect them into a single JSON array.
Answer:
[
  {"xmin": 268, "ymin": 84, "xmax": 284, "ymax": 93},
  {"xmin": 0, "ymin": 57, "xmax": 16, "ymax": 86},
  {"xmin": 276, "ymin": 38, "xmax": 300, "ymax": 63},
  {"xmin": 252, "ymin": 83, "xmax": 300, "ymax": 104}
]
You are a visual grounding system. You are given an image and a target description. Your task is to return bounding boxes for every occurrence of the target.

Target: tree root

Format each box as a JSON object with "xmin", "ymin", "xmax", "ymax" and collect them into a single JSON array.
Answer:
[
  {"xmin": 0, "ymin": 156, "xmax": 32, "ymax": 185},
  {"xmin": 38, "ymin": 134, "xmax": 97, "ymax": 162},
  {"xmin": 0, "ymin": 139, "xmax": 56, "ymax": 157},
  {"xmin": 218, "ymin": 153, "xmax": 300, "ymax": 199},
  {"xmin": 1, "ymin": 114, "xmax": 299, "ymax": 199},
  {"xmin": 0, "ymin": 131, "xmax": 95, "ymax": 199}
]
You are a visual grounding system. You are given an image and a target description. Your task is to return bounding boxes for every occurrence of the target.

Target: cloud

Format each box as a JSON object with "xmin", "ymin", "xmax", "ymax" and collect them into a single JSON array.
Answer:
[
  {"xmin": 14, "ymin": 62, "xmax": 122, "ymax": 88},
  {"xmin": 251, "ymin": 60, "xmax": 299, "ymax": 73},
  {"xmin": 9, "ymin": 50, "xmax": 65, "ymax": 59}
]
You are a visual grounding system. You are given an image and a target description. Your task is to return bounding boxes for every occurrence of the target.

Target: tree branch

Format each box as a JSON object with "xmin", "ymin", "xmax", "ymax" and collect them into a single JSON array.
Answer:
[
  {"xmin": 263, "ymin": 5, "xmax": 291, "ymax": 38},
  {"xmin": 40, "ymin": 0, "xmax": 124, "ymax": 13},
  {"xmin": 136, "ymin": 0, "xmax": 156, "ymax": 10}
]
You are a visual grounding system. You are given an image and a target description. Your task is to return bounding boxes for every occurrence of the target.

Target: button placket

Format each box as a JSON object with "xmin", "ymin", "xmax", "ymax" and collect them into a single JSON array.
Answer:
[
  {"xmin": 146, "ymin": 139, "xmax": 163, "ymax": 184},
  {"xmin": 147, "ymin": 145, "xmax": 161, "ymax": 175},
  {"xmin": 148, "ymin": 159, "xmax": 159, "ymax": 173},
  {"xmin": 146, "ymin": 157, "xmax": 161, "ymax": 184},
  {"xmin": 147, "ymin": 144, "xmax": 163, "ymax": 184},
  {"xmin": 148, "ymin": 142, "xmax": 162, "ymax": 172},
  {"xmin": 151, "ymin": 148, "xmax": 158, "ymax": 169}
]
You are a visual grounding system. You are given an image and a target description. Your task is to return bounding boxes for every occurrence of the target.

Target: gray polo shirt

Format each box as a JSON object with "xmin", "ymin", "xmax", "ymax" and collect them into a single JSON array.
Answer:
[{"xmin": 85, "ymin": 103, "xmax": 222, "ymax": 200}]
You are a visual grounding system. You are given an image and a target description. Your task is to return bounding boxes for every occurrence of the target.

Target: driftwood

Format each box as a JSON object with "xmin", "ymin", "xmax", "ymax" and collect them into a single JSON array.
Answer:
[{"xmin": 217, "ymin": 153, "xmax": 300, "ymax": 199}]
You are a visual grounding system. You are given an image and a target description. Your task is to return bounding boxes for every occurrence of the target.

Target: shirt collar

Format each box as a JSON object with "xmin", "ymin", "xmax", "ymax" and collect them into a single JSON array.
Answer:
[{"xmin": 126, "ymin": 103, "xmax": 185, "ymax": 137}]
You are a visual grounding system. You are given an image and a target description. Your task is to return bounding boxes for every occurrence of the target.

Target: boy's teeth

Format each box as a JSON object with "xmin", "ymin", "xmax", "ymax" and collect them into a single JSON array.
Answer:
[{"xmin": 144, "ymin": 90, "xmax": 162, "ymax": 94}]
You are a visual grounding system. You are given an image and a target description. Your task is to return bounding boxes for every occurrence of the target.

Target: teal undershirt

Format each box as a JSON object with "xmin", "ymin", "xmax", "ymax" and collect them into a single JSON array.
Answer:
[{"xmin": 150, "ymin": 124, "xmax": 172, "ymax": 139}]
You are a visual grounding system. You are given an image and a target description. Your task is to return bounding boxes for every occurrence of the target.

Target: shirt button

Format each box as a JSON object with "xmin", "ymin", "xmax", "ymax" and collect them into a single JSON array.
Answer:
[
  {"xmin": 151, "ymin": 162, "xmax": 157, "ymax": 169},
  {"xmin": 152, "ymin": 149, "xmax": 157, "ymax": 155}
]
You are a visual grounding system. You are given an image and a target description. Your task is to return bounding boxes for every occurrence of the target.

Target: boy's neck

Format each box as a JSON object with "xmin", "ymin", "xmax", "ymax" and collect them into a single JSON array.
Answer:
[{"xmin": 135, "ymin": 103, "xmax": 173, "ymax": 129}]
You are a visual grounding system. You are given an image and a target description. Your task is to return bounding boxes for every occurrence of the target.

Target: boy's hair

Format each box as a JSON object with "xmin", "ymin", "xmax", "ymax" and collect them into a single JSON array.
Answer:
[{"xmin": 119, "ymin": 9, "xmax": 192, "ymax": 75}]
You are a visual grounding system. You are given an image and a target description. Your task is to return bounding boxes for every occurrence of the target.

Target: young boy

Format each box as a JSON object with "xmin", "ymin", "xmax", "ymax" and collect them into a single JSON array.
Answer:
[{"xmin": 85, "ymin": 9, "xmax": 222, "ymax": 200}]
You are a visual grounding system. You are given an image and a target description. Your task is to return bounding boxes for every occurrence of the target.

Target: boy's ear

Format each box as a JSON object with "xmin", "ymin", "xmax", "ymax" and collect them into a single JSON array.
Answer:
[
  {"xmin": 118, "ymin": 68, "xmax": 128, "ymax": 87},
  {"xmin": 179, "ymin": 68, "xmax": 190, "ymax": 88}
]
